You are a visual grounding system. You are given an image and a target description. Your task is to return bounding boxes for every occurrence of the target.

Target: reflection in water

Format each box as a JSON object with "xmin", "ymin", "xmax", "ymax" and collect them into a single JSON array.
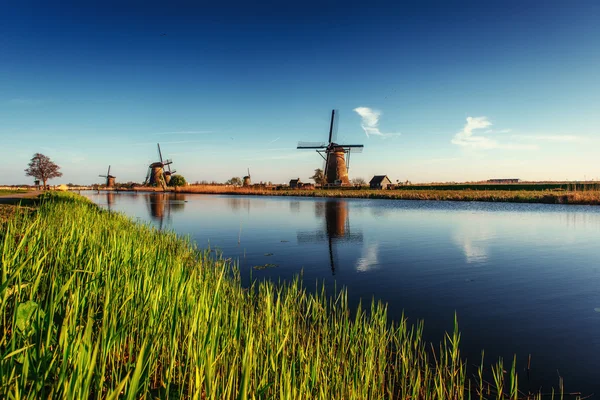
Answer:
[
  {"xmin": 289, "ymin": 201, "xmax": 300, "ymax": 213},
  {"xmin": 105, "ymin": 192, "xmax": 115, "ymax": 212},
  {"xmin": 356, "ymin": 243, "xmax": 380, "ymax": 272},
  {"xmin": 452, "ymin": 218, "xmax": 494, "ymax": 263},
  {"xmin": 146, "ymin": 193, "xmax": 187, "ymax": 229},
  {"xmin": 226, "ymin": 197, "xmax": 251, "ymax": 212},
  {"xmin": 297, "ymin": 200, "xmax": 363, "ymax": 275}
]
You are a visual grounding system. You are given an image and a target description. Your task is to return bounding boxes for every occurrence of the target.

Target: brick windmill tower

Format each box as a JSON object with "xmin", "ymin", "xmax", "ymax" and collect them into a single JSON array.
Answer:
[
  {"xmin": 99, "ymin": 165, "xmax": 116, "ymax": 188},
  {"xmin": 144, "ymin": 143, "xmax": 176, "ymax": 188},
  {"xmin": 297, "ymin": 110, "xmax": 364, "ymax": 186}
]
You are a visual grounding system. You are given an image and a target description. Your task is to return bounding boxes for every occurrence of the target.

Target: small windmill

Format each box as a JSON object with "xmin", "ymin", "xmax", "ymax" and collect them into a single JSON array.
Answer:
[
  {"xmin": 99, "ymin": 165, "xmax": 116, "ymax": 188},
  {"xmin": 144, "ymin": 143, "xmax": 176, "ymax": 188},
  {"xmin": 243, "ymin": 168, "xmax": 251, "ymax": 187},
  {"xmin": 297, "ymin": 110, "xmax": 364, "ymax": 186}
]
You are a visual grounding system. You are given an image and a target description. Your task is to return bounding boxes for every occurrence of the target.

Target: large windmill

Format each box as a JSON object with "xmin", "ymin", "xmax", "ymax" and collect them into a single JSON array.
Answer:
[
  {"xmin": 144, "ymin": 143, "xmax": 176, "ymax": 188},
  {"xmin": 99, "ymin": 165, "xmax": 116, "ymax": 188},
  {"xmin": 297, "ymin": 110, "xmax": 364, "ymax": 186}
]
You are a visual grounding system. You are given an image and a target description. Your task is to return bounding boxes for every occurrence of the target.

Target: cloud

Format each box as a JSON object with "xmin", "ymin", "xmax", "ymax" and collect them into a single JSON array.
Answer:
[
  {"xmin": 267, "ymin": 137, "xmax": 280, "ymax": 145},
  {"xmin": 451, "ymin": 117, "xmax": 537, "ymax": 150},
  {"xmin": 353, "ymin": 107, "xmax": 401, "ymax": 139},
  {"xmin": 155, "ymin": 131, "xmax": 213, "ymax": 135}
]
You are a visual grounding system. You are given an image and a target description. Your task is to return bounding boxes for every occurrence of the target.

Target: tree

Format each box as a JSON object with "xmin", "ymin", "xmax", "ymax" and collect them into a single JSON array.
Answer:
[
  {"xmin": 169, "ymin": 175, "xmax": 187, "ymax": 187},
  {"xmin": 226, "ymin": 177, "xmax": 242, "ymax": 186},
  {"xmin": 25, "ymin": 153, "xmax": 62, "ymax": 189},
  {"xmin": 310, "ymin": 168, "xmax": 325, "ymax": 186},
  {"xmin": 352, "ymin": 177, "xmax": 366, "ymax": 186}
]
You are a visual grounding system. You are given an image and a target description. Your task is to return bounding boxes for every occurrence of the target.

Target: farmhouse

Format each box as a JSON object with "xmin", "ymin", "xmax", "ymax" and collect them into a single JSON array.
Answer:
[
  {"xmin": 289, "ymin": 178, "xmax": 302, "ymax": 189},
  {"xmin": 369, "ymin": 175, "xmax": 392, "ymax": 190}
]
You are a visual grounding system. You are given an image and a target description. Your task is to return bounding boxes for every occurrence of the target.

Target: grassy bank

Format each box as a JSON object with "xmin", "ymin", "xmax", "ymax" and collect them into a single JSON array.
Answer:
[
  {"xmin": 131, "ymin": 185, "xmax": 600, "ymax": 205},
  {"xmin": 0, "ymin": 193, "xmax": 577, "ymax": 398}
]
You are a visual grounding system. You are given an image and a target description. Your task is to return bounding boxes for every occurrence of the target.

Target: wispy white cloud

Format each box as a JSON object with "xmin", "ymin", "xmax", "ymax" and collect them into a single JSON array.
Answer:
[
  {"xmin": 353, "ymin": 107, "xmax": 401, "ymax": 139},
  {"xmin": 155, "ymin": 131, "xmax": 213, "ymax": 135},
  {"xmin": 267, "ymin": 137, "xmax": 280, "ymax": 145},
  {"xmin": 451, "ymin": 117, "xmax": 537, "ymax": 150}
]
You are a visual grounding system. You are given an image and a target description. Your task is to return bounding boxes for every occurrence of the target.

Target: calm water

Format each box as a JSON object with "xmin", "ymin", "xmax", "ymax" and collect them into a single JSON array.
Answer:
[{"xmin": 86, "ymin": 191, "xmax": 600, "ymax": 395}]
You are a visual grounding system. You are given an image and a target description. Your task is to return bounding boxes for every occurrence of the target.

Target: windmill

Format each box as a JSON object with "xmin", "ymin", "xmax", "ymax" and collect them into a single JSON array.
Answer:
[
  {"xmin": 144, "ymin": 143, "xmax": 176, "ymax": 188},
  {"xmin": 297, "ymin": 110, "xmax": 364, "ymax": 186},
  {"xmin": 296, "ymin": 200, "xmax": 363, "ymax": 275},
  {"xmin": 99, "ymin": 165, "xmax": 116, "ymax": 188},
  {"xmin": 243, "ymin": 168, "xmax": 251, "ymax": 187}
]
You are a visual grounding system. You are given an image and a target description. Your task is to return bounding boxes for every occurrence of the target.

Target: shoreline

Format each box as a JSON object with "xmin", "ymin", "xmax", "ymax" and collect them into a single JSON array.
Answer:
[{"xmin": 94, "ymin": 186, "xmax": 600, "ymax": 205}]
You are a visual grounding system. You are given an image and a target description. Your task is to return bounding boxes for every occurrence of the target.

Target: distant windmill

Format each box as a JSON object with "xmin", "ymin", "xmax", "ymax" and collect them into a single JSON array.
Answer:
[
  {"xmin": 297, "ymin": 110, "xmax": 364, "ymax": 186},
  {"xmin": 99, "ymin": 165, "xmax": 116, "ymax": 188},
  {"xmin": 144, "ymin": 143, "xmax": 176, "ymax": 189},
  {"xmin": 243, "ymin": 168, "xmax": 251, "ymax": 187}
]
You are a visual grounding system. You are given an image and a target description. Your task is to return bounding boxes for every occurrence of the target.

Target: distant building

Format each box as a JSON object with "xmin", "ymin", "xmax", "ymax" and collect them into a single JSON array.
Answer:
[
  {"xmin": 289, "ymin": 178, "xmax": 302, "ymax": 189},
  {"xmin": 487, "ymin": 178, "xmax": 520, "ymax": 184},
  {"xmin": 369, "ymin": 175, "xmax": 392, "ymax": 190}
]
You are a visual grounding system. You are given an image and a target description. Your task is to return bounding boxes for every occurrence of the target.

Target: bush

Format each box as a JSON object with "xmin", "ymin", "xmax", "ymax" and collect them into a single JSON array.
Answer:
[{"xmin": 169, "ymin": 175, "xmax": 187, "ymax": 187}]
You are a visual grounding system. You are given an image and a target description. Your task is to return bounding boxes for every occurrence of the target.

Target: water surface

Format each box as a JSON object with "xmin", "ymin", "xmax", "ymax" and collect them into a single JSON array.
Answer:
[{"xmin": 86, "ymin": 191, "xmax": 600, "ymax": 395}]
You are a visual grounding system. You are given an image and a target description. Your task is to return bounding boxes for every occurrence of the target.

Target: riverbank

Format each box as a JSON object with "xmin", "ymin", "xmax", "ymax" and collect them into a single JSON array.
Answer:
[
  {"xmin": 118, "ymin": 185, "xmax": 600, "ymax": 205},
  {"xmin": 0, "ymin": 193, "xmax": 579, "ymax": 398}
]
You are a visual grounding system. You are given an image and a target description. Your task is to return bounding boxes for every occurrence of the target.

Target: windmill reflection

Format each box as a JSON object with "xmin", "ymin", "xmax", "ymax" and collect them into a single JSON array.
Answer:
[
  {"xmin": 297, "ymin": 200, "xmax": 363, "ymax": 275},
  {"xmin": 146, "ymin": 192, "xmax": 187, "ymax": 230},
  {"xmin": 105, "ymin": 192, "xmax": 115, "ymax": 212}
]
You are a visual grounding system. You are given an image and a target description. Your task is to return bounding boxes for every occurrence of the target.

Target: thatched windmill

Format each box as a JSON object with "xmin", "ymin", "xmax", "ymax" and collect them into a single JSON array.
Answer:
[
  {"xmin": 144, "ymin": 143, "xmax": 176, "ymax": 188},
  {"xmin": 297, "ymin": 110, "xmax": 364, "ymax": 186},
  {"xmin": 243, "ymin": 168, "xmax": 251, "ymax": 187},
  {"xmin": 99, "ymin": 165, "xmax": 116, "ymax": 188}
]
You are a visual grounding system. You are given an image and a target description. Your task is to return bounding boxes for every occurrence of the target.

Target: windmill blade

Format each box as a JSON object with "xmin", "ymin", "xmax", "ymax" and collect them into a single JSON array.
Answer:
[
  {"xmin": 157, "ymin": 143, "xmax": 164, "ymax": 164},
  {"xmin": 330, "ymin": 109, "xmax": 339, "ymax": 144},
  {"xmin": 343, "ymin": 145, "xmax": 364, "ymax": 153},
  {"xmin": 107, "ymin": 165, "xmax": 111, "ymax": 176},
  {"xmin": 298, "ymin": 141, "xmax": 327, "ymax": 149},
  {"xmin": 327, "ymin": 109, "xmax": 337, "ymax": 144}
]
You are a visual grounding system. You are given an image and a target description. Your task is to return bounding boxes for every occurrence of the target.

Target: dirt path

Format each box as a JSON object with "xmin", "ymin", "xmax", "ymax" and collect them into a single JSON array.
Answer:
[{"xmin": 0, "ymin": 191, "xmax": 42, "ymax": 204}]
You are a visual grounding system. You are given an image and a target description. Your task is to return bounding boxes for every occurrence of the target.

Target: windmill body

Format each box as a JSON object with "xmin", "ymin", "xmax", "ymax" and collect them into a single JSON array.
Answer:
[
  {"xmin": 145, "ymin": 144, "xmax": 175, "ymax": 188},
  {"xmin": 99, "ymin": 165, "xmax": 116, "ymax": 188},
  {"xmin": 243, "ymin": 168, "xmax": 251, "ymax": 187},
  {"xmin": 297, "ymin": 110, "xmax": 364, "ymax": 186}
]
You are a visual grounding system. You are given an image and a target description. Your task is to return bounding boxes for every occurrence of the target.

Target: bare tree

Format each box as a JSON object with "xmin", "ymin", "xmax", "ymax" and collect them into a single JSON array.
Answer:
[
  {"xmin": 351, "ymin": 177, "xmax": 366, "ymax": 186},
  {"xmin": 226, "ymin": 177, "xmax": 242, "ymax": 186},
  {"xmin": 25, "ymin": 153, "xmax": 62, "ymax": 189}
]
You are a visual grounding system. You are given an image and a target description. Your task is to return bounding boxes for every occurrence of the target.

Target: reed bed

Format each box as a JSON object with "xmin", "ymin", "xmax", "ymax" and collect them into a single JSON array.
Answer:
[
  {"xmin": 0, "ymin": 193, "xmax": 578, "ymax": 398},
  {"xmin": 138, "ymin": 185, "xmax": 600, "ymax": 205}
]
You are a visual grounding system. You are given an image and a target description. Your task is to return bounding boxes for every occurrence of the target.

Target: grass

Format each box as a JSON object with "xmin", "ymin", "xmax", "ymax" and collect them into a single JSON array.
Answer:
[
  {"xmin": 0, "ymin": 192, "xmax": 581, "ymax": 398},
  {"xmin": 0, "ymin": 190, "xmax": 29, "ymax": 196},
  {"xmin": 132, "ymin": 184, "xmax": 600, "ymax": 205}
]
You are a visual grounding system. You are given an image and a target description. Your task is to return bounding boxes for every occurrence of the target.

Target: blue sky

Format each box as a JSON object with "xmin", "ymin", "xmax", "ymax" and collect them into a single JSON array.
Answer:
[{"xmin": 1, "ymin": 0, "xmax": 599, "ymax": 185}]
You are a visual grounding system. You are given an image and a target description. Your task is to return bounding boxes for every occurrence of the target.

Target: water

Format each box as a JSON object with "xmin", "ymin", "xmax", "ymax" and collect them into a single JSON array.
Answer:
[{"xmin": 86, "ymin": 191, "xmax": 600, "ymax": 395}]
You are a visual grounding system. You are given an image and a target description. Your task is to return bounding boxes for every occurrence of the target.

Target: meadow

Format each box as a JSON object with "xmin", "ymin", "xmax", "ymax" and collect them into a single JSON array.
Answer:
[{"xmin": 0, "ymin": 193, "xmax": 580, "ymax": 398}]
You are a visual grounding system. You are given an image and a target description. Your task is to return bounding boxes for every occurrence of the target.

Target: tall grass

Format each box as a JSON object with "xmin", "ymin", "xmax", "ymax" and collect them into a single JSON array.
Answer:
[{"xmin": 0, "ymin": 193, "xmax": 578, "ymax": 398}]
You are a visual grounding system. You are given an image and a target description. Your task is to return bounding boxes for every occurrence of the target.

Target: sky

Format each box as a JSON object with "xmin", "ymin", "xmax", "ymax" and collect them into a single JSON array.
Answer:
[{"xmin": 1, "ymin": 0, "xmax": 599, "ymax": 185}]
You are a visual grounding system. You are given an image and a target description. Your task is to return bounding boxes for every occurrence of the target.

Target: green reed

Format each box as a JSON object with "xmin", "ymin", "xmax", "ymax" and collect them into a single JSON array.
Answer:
[{"xmin": 0, "ymin": 193, "xmax": 578, "ymax": 398}]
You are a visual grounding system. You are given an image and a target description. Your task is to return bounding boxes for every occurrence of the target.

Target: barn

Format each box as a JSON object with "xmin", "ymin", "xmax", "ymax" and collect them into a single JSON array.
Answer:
[{"xmin": 369, "ymin": 175, "xmax": 392, "ymax": 190}]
